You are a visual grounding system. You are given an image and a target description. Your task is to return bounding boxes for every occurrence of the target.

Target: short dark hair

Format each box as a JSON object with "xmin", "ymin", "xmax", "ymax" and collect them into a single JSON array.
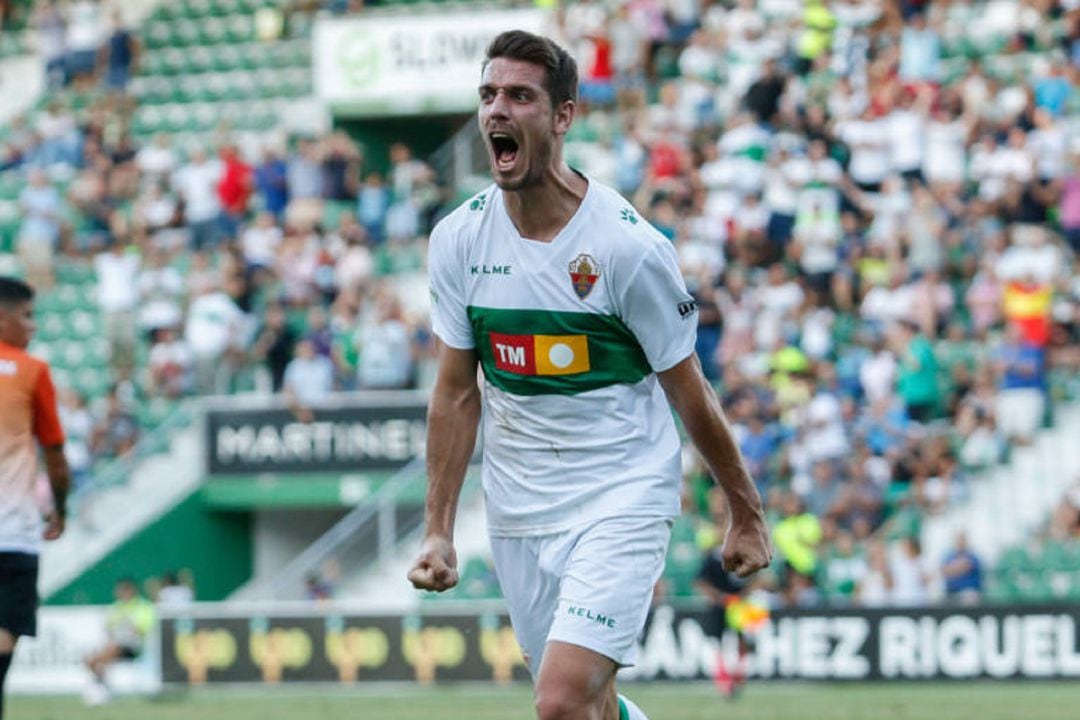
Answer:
[
  {"xmin": 0, "ymin": 276, "xmax": 34, "ymax": 306},
  {"xmin": 484, "ymin": 30, "xmax": 578, "ymax": 108}
]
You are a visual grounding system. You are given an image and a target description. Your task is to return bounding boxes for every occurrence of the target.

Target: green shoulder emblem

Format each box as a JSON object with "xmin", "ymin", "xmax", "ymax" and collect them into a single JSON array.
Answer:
[
  {"xmin": 469, "ymin": 193, "xmax": 487, "ymax": 212},
  {"xmin": 619, "ymin": 208, "xmax": 638, "ymax": 225}
]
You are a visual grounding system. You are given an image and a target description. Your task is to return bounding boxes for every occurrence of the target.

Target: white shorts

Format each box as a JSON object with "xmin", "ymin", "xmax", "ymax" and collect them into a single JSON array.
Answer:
[{"xmin": 490, "ymin": 515, "xmax": 672, "ymax": 678}]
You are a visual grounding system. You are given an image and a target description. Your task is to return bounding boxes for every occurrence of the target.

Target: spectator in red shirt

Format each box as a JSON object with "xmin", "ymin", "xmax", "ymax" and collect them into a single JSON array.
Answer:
[{"xmin": 217, "ymin": 144, "xmax": 252, "ymax": 242}]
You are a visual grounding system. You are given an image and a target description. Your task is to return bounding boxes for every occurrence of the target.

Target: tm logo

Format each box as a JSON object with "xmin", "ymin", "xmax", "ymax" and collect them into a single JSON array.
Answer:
[
  {"xmin": 567, "ymin": 605, "xmax": 616, "ymax": 629},
  {"xmin": 619, "ymin": 208, "xmax": 638, "ymax": 225},
  {"xmin": 338, "ymin": 29, "xmax": 380, "ymax": 89}
]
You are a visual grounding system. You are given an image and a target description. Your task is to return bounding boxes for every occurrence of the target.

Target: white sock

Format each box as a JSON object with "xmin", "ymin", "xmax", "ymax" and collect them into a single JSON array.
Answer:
[{"xmin": 617, "ymin": 693, "xmax": 649, "ymax": 720}]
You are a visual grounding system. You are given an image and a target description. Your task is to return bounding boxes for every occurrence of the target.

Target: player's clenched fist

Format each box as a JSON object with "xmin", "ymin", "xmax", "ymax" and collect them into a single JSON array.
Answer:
[
  {"xmin": 722, "ymin": 514, "xmax": 772, "ymax": 578},
  {"xmin": 407, "ymin": 535, "xmax": 460, "ymax": 591}
]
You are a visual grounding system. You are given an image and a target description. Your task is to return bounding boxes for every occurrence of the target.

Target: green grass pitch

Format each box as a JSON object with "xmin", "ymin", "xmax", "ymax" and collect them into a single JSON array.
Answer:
[{"xmin": 10, "ymin": 682, "xmax": 1080, "ymax": 720}]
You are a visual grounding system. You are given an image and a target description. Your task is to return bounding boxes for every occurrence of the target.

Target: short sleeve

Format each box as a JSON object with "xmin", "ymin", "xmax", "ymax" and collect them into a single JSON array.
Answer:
[
  {"xmin": 619, "ymin": 240, "xmax": 698, "ymax": 373},
  {"xmin": 427, "ymin": 220, "xmax": 474, "ymax": 349},
  {"xmin": 32, "ymin": 364, "xmax": 65, "ymax": 447}
]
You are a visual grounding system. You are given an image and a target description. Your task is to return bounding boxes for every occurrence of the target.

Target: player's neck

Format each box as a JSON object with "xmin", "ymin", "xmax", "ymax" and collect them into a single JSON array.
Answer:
[{"xmin": 502, "ymin": 164, "xmax": 587, "ymax": 243}]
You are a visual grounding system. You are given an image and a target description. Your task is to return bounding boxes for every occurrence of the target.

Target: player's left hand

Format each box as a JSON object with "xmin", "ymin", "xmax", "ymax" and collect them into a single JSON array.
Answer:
[
  {"xmin": 722, "ymin": 513, "xmax": 771, "ymax": 578},
  {"xmin": 43, "ymin": 511, "xmax": 65, "ymax": 541}
]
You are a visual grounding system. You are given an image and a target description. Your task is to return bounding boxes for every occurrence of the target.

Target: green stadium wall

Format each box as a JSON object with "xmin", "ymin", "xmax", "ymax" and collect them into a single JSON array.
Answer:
[{"xmin": 45, "ymin": 490, "xmax": 252, "ymax": 606}]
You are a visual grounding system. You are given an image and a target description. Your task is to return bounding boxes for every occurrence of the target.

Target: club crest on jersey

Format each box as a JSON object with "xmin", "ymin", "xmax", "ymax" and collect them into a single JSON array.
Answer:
[{"xmin": 568, "ymin": 253, "xmax": 600, "ymax": 300}]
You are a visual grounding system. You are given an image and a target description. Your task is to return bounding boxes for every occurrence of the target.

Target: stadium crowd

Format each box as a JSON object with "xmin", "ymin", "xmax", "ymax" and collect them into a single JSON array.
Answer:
[{"xmin": 1, "ymin": 0, "xmax": 1078, "ymax": 608}]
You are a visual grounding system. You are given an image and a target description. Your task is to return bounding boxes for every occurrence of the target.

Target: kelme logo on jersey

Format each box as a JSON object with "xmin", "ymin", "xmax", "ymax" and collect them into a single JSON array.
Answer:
[
  {"xmin": 489, "ymin": 332, "xmax": 590, "ymax": 376},
  {"xmin": 568, "ymin": 254, "xmax": 600, "ymax": 300}
]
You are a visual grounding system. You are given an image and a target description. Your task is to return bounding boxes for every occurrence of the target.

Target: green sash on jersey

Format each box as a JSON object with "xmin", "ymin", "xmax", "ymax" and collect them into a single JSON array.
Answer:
[{"xmin": 467, "ymin": 306, "xmax": 652, "ymax": 396}]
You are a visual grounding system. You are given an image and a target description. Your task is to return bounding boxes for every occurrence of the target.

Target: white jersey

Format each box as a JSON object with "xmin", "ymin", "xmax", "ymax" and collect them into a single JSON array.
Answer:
[{"xmin": 428, "ymin": 179, "xmax": 698, "ymax": 536}]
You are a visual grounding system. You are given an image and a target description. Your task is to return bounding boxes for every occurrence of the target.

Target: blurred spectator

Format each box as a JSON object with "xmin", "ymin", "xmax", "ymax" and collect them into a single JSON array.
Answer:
[
  {"xmin": 91, "ymin": 386, "xmax": 139, "ymax": 459},
  {"xmin": 58, "ymin": 389, "xmax": 94, "ymax": 494},
  {"xmin": 135, "ymin": 135, "xmax": 177, "ymax": 189},
  {"xmin": 251, "ymin": 302, "xmax": 297, "ymax": 393},
  {"xmin": 65, "ymin": 0, "xmax": 104, "ymax": 88},
  {"xmin": 34, "ymin": 0, "xmax": 68, "ymax": 90},
  {"xmin": 856, "ymin": 541, "xmax": 893, "ymax": 607},
  {"xmin": 136, "ymin": 245, "xmax": 184, "ymax": 339},
  {"xmin": 216, "ymin": 144, "xmax": 253, "ymax": 241},
  {"xmin": 331, "ymin": 213, "xmax": 374, "ymax": 295},
  {"xmin": 898, "ymin": 12, "xmax": 939, "ymax": 83},
  {"xmin": 254, "ymin": 147, "xmax": 290, "ymax": 221},
  {"xmin": 94, "ymin": 240, "xmax": 141, "ymax": 376},
  {"xmin": 773, "ymin": 492, "xmax": 822, "ymax": 579},
  {"xmin": 17, "ymin": 168, "xmax": 61, "ymax": 289},
  {"xmin": 994, "ymin": 322, "xmax": 1047, "ymax": 444},
  {"xmin": 147, "ymin": 327, "xmax": 194, "ymax": 398},
  {"xmin": 174, "ymin": 148, "xmax": 223, "ymax": 251},
  {"xmin": 241, "ymin": 211, "xmax": 283, "ymax": 270},
  {"xmin": 156, "ymin": 571, "xmax": 195, "ymax": 607},
  {"xmin": 320, "ymin": 132, "xmax": 361, "ymax": 202},
  {"xmin": 890, "ymin": 536, "xmax": 930, "ymax": 607},
  {"xmin": 304, "ymin": 571, "xmax": 334, "ymax": 602},
  {"xmin": 100, "ymin": 10, "xmax": 137, "ymax": 94},
  {"xmin": 355, "ymin": 292, "xmax": 414, "ymax": 389},
  {"xmin": 940, "ymin": 532, "xmax": 983, "ymax": 606},
  {"xmin": 286, "ymin": 138, "xmax": 323, "ymax": 228},
  {"xmin": 83, "ymin": 579, "xmax": 155, "ymax": 706},
  {"xmin": 817, "ymin": 529, "xmax": 866, "ymax": 606},
  {"xmin": 357, "ymin": 172, "xmax": 390, "ymax": 245},
  {"xmin": 1050, "ymin": 481, "xmax": 1080, "ymax": 542},
  {"xmin": 890, "ymin": 320, "xmax": 939, "ymax": 423},
  {"xmin": 283, "ymin": 339, "xmax": 334, "ymax": 423},
  {"xmin": 184, "ymin": 276, "xmax": 248, "ymax": 394}
]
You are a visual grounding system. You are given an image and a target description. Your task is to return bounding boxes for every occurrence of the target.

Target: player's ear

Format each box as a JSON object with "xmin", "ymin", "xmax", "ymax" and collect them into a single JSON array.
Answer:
[{"xmin": 554, "ymin": 99, "xmax": 575, "ymax": 136}]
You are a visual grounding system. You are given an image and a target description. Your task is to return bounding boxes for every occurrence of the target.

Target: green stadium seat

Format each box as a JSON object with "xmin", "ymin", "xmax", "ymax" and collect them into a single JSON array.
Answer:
[
  {"xmin": 145, "ymin": 22, "xmax": 173, "ymax": 50},
  {"xmin": 201, "ymin": 17, "xmax": 228, "ymax": 45},
  {"xmin": 226, "ymin": 15, "xmax": 253, "ymax": 43},
  {"xmin": 36, "ymin": 313, "xmax": 67, "ymax": 343},
  {"xmin": 174, "ymin": 20, "xmax": 201, "ymax": 47},
  {"xmin": 74, "ymin": 366, "xmax": 112, "ymax": 400},
  {"xmin": 65, "ymin": 310, "xmax": 99, "ymax": 340},
  {"xmin": 50, "ymin": 367, "xmax": 73, "ymax": 391}
]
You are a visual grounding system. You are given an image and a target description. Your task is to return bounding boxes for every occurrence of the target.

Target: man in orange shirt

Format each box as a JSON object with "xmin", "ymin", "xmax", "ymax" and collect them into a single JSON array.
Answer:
[{"xmin": 0, "ymin": 276, "xmax": 70, "ymax": 718}]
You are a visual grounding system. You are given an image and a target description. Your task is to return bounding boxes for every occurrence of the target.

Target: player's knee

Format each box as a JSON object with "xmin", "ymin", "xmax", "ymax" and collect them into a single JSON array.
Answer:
[{"xmin": 535, "ymin": 688, "xmax": 594, "ymax": 720}]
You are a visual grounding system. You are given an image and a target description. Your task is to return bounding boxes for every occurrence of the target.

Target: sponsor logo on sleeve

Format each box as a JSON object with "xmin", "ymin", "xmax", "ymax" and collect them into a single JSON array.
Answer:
[{"xmin": 677, "ymin": 300, "xmax": 698, "ymax": 319}]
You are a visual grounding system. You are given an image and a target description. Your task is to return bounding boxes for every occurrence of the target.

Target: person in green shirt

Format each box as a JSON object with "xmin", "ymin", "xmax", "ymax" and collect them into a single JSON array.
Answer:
[
  {"xmin": 817, "ymin": 530, "xmax": 868, "ymax": 606},
  {"xmin": 891, "ymin": 320, "xmax": 940, "ymax": 423},
  {"xmin": 83, "ymin": 579, "xmax": 156, "ymax": 705}
]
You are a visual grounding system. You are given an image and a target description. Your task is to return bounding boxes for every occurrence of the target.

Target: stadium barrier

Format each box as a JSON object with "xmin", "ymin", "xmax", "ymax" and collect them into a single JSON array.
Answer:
[
  {"xmin": 12, "ymin": 602, "xmax": 1080, "ymax": 693},
  {"xmin": 142, "ymin": 601, "xmax": 1080, "ymax": 686}
]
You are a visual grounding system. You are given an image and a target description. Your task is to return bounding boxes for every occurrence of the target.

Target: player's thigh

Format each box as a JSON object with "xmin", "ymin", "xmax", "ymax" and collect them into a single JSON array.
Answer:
[
  {"xmin": 0, "ymin": 629, "xmax": 15, "ymax": 654},
  {"xmin": 548, "ymin": 516, "xmax": 671, "ymax": 669},
  {"xmin": 489, "ymin": 535, "xmax": 561, "ymax": 677},
  {"xmin": 535, "ymin": 640, "xmax": 618, "ymax": 720}
]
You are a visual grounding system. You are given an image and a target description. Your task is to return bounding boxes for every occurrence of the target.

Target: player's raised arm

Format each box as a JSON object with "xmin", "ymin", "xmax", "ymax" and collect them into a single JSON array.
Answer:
[
  {"xmin": 658, "ymin": 354, "xmax": 771, "ymax": 578},
  {"xmin": 407, "ymin": 340, "xmax": 480, "ymax": 592}
]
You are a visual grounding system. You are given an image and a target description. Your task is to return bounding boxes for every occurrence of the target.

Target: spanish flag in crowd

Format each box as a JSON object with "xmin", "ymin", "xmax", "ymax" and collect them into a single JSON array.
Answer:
[{"xmin": 1003, "ymin": 281, "xmax": 1052, "ymax": 346}]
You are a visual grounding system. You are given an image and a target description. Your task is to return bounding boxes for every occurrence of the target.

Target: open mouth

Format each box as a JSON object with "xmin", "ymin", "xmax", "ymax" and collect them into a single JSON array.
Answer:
[{"xmin": 489, "ymin": 133, "xmax": 519, "ymax": 171}]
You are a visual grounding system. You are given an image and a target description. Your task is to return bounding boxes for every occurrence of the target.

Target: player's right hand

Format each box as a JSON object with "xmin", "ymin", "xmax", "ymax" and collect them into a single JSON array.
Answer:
[
  {"xmin": 407, "ymin": 535, "xmax": 459, "ymax": 592},
  {"xmin": 42, "ymin": 511, "xmax": 65, "ymax": 541}
]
